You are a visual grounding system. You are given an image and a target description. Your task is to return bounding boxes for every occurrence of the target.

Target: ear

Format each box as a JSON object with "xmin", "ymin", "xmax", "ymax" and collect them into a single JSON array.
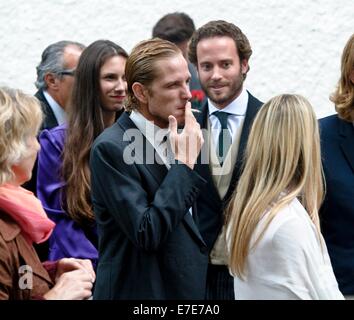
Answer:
[
  {"xmin": 241, "ymin": 59, "xmax": 249, "ymax": 75},
  {"xmin": 44, "ymin": 73, "xmax": 59, "ymax": 90},
  {"xmin": 132, "ymin": 82, "xmax": 149, "ymax": 104}
]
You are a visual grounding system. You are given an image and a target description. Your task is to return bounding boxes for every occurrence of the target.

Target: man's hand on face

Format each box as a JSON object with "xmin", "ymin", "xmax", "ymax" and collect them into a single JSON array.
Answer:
[{"xmin": 168, "ymin": 101, "xmax": 204, "ymax": 169}]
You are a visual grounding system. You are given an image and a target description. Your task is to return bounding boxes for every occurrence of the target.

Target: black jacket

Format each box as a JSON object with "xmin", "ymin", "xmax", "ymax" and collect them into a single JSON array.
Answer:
[{"xmin": 90, "ymin": 112, "xmax": 209, "ymax": 299}]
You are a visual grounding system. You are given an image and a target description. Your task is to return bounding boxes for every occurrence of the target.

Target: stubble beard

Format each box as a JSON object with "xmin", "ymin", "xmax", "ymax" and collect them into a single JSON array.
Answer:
[{"xmin": 202, "ymin": 75, "xmax": 244, "ymax": 108}]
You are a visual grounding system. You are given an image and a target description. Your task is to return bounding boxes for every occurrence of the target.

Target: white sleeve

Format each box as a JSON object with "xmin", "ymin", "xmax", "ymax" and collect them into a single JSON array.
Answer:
[{"xmin": 271, "ymin": 218, "xmax": 343, "ymax": 300}]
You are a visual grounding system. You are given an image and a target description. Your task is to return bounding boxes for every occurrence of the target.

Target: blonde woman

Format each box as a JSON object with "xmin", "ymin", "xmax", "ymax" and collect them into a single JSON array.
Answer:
[
  {"xmin": 0, "ymin": 87, "xmax": 95, "ymax": 299},
  {"xmin": 226, "ymin": 94, "xmax": 343, "ymax": 300}
]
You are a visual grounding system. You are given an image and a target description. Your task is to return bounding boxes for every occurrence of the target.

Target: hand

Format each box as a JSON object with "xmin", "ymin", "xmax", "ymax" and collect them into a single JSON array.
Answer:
[
  {"xmin": 55, "ymin": 258, "xmax": 95, "ymax": 283},
  {"xmin": 168, "ymin": 101, "xmax": 204, "ymax": 169},
  {"xmin": 43, "ymin": 269, "xmax": 93, "ymax": 300}
]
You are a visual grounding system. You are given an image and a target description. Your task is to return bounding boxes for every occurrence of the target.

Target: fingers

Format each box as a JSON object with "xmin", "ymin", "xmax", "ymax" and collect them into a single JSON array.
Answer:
[
  {"xmin": 183, "ymin": 101, "xmax": 196, "ymax": 126},
  {"xmin": 75, "ymin": 259, "xmax": 95, "ymax": 281},
  {"xmin": 49, "ymin": 269, "xmax": 94, "ymax": 300},
  {"xmin": 168, "ymin": 115, "xmax": 177, "ymax": 135},
  {"xmin": 58, "ymin": 258, "xmax": 95, "ymax": 282}
]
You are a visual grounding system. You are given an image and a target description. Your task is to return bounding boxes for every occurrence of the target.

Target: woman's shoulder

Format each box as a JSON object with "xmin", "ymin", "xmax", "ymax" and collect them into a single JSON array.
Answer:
[
  {"xmin": 258, "ymin": 198, "xmax": 312, "ymax": 246},
  {"xmin": 269, "ymin": 199, "xmax": 319, "ymax": 253},
  {"xmin": 0, "ymin": 211, "xmax": 21, "ymax": 242}
]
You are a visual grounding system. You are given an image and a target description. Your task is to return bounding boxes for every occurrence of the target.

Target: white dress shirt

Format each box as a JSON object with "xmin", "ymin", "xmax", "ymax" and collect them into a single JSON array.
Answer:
[
  {"xmin": 43, "ymin": 90, "xmax": 67, "ymax": 125},
  {"xmin": 129, "ymin": 110, "xmax": 172, "ymax": 168},
  {"xmin": 232, "ymin": 197, "xmax": 344, "ymax": 300},
  {"xmin": 208, "ymin": 87, "xmax": 248, "ymax": 148}
]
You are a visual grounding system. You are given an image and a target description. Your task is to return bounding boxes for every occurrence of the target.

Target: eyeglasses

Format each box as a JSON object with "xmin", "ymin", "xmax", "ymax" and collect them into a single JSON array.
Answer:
[{"xmin": 57, "ymin": 69, "xmax": 75, "ymax": 77}]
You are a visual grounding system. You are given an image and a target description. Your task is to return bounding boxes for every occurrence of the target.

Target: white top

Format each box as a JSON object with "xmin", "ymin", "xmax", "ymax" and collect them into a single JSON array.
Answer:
[
  {"xmin": 208, "ymin": 87, "xmax": 248, "ymax": 147},
  {"xmin": 233, "ymin": 197, "xmax": 344, "ymax": 300},
  {"xmin": 43, "ymin": 90, "xmax": 67, "ymax": 125}
]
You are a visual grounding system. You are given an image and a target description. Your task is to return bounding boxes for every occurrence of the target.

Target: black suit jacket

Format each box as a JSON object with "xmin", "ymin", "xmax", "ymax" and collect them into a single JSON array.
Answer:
[
  {"xmin": 35, "ymin": 89, "xmax": 59, "ymax": 130},
  {"xmin": 319, "ymin": 114, "xmax": 354, "ymax": 295},
  {"xmin": 194, "ymin": 92, "xmax": 263, "ymax": 250},
  {"xmin": 90, "ymin": 112, "xmax": 209, "ymax": 299}
]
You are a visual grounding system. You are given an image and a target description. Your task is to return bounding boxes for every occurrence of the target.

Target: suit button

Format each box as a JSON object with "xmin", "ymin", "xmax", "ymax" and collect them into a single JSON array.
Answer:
[{"xmin": 200, "ymin": 247, "xmax": 208, "ymax": 254}]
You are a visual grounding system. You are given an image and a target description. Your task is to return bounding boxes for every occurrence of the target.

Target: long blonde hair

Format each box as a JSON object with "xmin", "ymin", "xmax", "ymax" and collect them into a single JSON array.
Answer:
[
  {"xmin": 330, "ymin": 33, "xmax": 354, "ymax": 122},
  {"xmin": 227, "ymin": 94, "xmax": 324, "ymax": 279}
]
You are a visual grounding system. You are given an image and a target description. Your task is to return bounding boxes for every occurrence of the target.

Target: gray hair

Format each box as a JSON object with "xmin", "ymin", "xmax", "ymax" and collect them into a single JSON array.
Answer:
[{"xmin": 35, "ymin": 40, "xmax": 85, "ymax": 90}]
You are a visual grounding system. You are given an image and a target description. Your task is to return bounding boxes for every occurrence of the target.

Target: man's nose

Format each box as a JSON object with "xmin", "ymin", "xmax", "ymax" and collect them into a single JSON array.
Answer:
[
  {"xmin": 211, "ymin": 66, "xmax": 222, "ymax": 81},
  {"xmin": 182, "ymin": 83, "xmax": 192, "ymax": 100}
]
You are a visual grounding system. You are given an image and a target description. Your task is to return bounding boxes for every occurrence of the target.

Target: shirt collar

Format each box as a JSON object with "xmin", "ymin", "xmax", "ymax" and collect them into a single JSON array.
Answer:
[
  {"xmin": 130, "ymin": 110, "xmax": 169, "ymax": 148},
  {"xmin": 208, "ymin": 87, "xmax": 248, "ymax": 116}
]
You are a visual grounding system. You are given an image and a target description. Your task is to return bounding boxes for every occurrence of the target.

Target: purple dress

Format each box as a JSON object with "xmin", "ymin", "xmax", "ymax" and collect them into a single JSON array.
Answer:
[{"xmin": 37, "ymin": 124, "xmax": 98, "ymax": 267}]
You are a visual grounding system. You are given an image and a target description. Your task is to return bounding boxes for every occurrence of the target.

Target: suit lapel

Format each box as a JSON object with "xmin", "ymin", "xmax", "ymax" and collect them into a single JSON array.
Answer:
[
  {"xmin": 339, "ymin": 118, "xmax": 354, "ymax": 173},
  {"xmin": 195, "ymin": 103, "xmax": 222, "ymax": 203},
  {"xmin": 119, "ymin": 112, "xmax": 206, "ymax": 244},
  {"xmin": 196, "ymin": 93, "xmax": 263, "ymax": 204},
  {"xmin": 118, "ymin": 113, "xmax": 168, "ymax": 185},
  {"xmin": 224, "ymin": 92, "xmax": 263, "ymax": 202},
  {"xmin": 183, "ymin": 205, "xmax": 207, "ymax": 247},
  {"xmin": 35, "ymin": 90, "xmax": 59, "ymax": 130}
]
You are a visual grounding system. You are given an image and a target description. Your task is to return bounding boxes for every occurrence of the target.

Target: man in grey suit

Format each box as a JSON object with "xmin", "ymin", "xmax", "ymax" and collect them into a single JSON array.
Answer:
[
  {"xmin": 189, "ymin": 20, "xmax": 263, "ymax": 299},
  {"xmin": 90, "ymin": 38, "xmax": 208, "ymax": 299}
]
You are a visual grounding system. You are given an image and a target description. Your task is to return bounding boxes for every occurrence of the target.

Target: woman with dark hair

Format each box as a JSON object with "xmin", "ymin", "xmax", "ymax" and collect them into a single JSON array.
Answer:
[{"xmin": 37, "ymin": 40, "xmax": 128, "ymax": 267}]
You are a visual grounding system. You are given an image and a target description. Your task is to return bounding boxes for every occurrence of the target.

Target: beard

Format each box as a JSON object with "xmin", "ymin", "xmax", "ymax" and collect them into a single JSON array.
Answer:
[{"xmin": 201, "ymin": 73, "xmax": 244, "ymax": 108}]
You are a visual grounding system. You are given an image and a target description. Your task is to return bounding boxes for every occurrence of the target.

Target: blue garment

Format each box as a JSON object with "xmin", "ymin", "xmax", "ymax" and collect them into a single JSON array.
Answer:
[
  {"xmin": 320, "ymin": 114, "xmax": 354, "ymax": 295},
  {"xmin": 37, "ymin": 124, "xmax": 98, "ymax": 268}
]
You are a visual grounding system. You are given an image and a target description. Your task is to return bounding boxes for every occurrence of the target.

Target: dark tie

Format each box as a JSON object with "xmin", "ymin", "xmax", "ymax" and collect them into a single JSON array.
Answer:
[{"xmin": 213, "ymin": 111, "xmax": 232, "ymax": 165}]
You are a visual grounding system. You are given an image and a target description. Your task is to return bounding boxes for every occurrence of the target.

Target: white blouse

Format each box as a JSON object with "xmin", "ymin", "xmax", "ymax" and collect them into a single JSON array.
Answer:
[{"xmin": 233, "ymin": 198, "xmax": 344, "ymax": 300}]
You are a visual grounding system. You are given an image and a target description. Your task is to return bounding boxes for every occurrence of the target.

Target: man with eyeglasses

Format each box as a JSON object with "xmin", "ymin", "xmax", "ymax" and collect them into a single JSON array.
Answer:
[
  {"xmin": 24, "ymin": 42, "xmax": 84, "ymax": 193},
  {"xmin": 24, "ymin": 41, "xmax": 85, "ymax": 260},
  {"xmin": 34, "ymin": 40, "xmax": 85, "ymax": 130}
]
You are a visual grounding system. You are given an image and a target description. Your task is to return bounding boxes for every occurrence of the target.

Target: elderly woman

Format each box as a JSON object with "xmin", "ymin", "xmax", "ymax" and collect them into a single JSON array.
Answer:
[
  {"xmin": 0, "ymin": 87, "xmax": 95, "ymax": 300},
  {"xmin": 319, "ymin": 34, "xmax": 354, "ymax": 297}
]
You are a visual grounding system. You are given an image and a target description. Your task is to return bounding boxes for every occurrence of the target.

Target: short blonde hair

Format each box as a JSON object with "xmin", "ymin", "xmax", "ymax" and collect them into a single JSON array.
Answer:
[
  {"xmin": 330, "ymin": 33, "xmax": 354, "ymax": 122},
  {"xmin": 227, "ymin": 94, "xmax": 323, "ymax": 278},
  {"xmin": 125, "ymin": 38, "xmax": 181, "ymax": 112},
  {"xmin": 0, "ymin": 87, "xmax": 43, "ymax": 184}
]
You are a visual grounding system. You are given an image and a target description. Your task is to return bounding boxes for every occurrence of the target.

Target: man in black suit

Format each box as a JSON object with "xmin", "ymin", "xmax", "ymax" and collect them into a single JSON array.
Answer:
[
  {"xmin": 188, "ymin": 20, "xmax": 263, "ymax": 299},
  {"xmin": 90, "ymin": 38, "xmax": 209, "ymax": 299},
  {"xmin": 34, "ymin": 40, "xmax": 85, "ymax": 130},
  {"xmin": 23, "ymin": 41, "xmax": 85, "ymax": 195}
]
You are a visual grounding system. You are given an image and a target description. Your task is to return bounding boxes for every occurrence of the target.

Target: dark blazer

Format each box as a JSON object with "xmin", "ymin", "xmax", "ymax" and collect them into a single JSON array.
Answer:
[
  {"xmin": 35, "ymin": 89, "xmax": 59, "ymax": 131},
  {"xmin": 319, "ymin": 114, "xmax": 354, "ymax": 295},
  {"xmin": 90, "ymin": 112, "xmax": 209, "ymax": 300},
  {"xmin": 194, "ymin": 92, "xmax": 263, "ymax": 250}
]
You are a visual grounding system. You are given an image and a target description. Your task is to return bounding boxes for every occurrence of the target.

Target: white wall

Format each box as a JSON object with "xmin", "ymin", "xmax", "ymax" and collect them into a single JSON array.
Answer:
[{"xmin": 0, "ymin": 0, "xmax": 353, "ymax": 118}]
